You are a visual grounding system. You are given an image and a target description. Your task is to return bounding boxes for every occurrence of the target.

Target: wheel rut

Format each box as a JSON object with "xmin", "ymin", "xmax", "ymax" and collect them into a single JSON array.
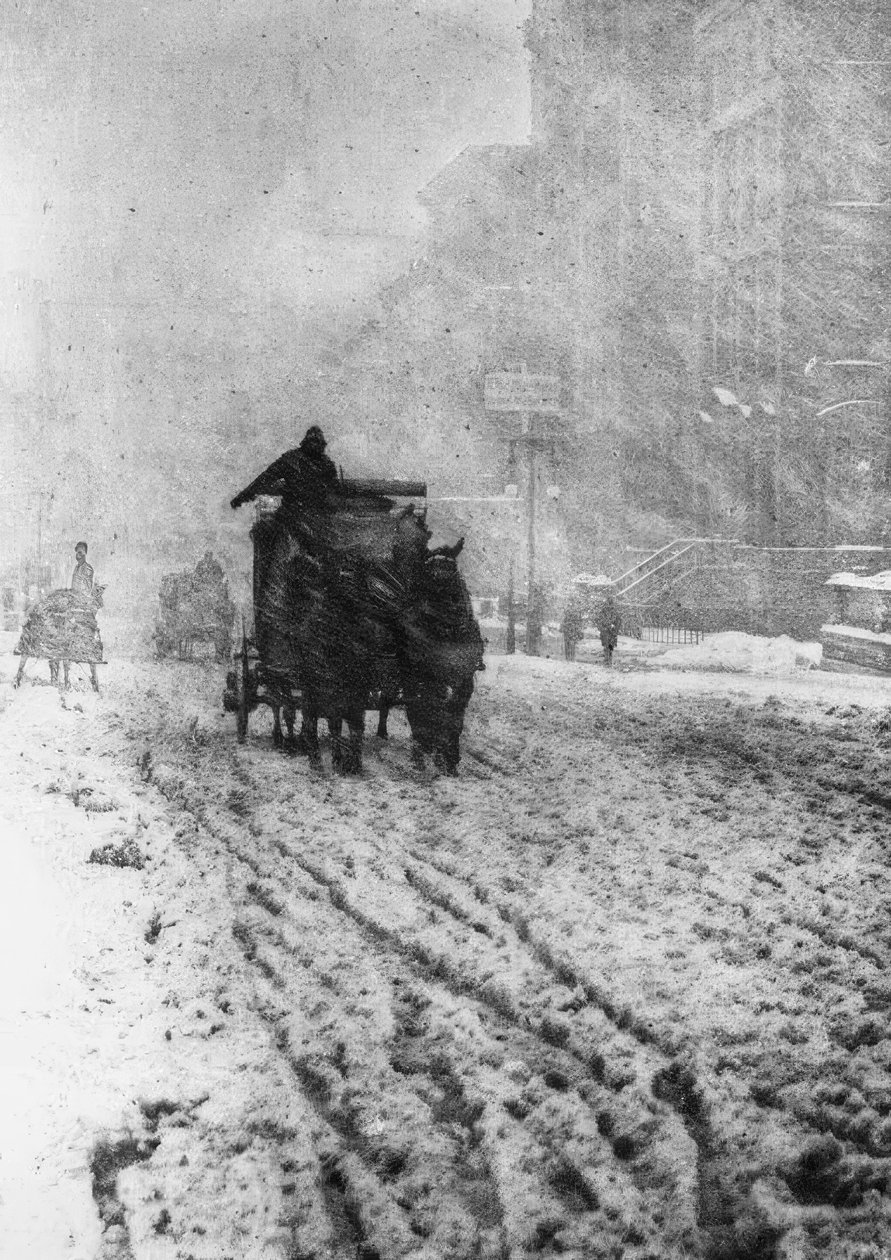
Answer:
[
  {"xmin": 111, "ymin": 700, "xmax": 891, "ymax": 1259},
  {"xmin": 141, "ymin": 753, "xmax": 703, "ymax": 1255}
]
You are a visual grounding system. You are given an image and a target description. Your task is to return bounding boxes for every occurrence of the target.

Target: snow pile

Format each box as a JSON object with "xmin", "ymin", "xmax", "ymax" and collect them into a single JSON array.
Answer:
[{"xmin": 661, "ymin": 632, "xmax": 822, "ymax": 675}]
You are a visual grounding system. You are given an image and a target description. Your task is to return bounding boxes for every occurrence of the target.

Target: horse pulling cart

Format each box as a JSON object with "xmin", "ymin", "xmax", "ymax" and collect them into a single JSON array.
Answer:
[
  {"xmin": 223, "ymin": 476, "xmax": 482, "ymax": 773},
  {"xmin": 13, "ymin": 586, "xmax": 106, "ymax": 692}
]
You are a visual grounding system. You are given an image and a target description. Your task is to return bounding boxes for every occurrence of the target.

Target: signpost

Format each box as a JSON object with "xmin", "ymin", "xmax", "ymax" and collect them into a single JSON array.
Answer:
[
  {"xmin": 485, "ymin": 364, "xmax": 562, "ymax": 655},
  {"xmin": 484, "ymin": 372, "xmax": 561, "ymax": 415}
]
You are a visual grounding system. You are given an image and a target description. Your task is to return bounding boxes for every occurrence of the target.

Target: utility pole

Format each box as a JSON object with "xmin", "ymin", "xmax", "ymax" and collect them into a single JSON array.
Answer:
[
  {"xmin": 505, "ymin": 438, "xmax": 518, "ymax": 654},
  {"xmin": 484, "ymin": 362, "xmax": 561, "ymax": 657},
  {"xmin": 523, "ymin": 401, "xmax": 538, "ymax": 656},
  {"xmin": 505, "ymin": 559, "xmax": 516, "ymax": 654}
]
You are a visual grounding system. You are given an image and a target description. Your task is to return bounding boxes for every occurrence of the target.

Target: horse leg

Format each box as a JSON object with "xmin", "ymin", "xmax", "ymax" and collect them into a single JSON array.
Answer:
[
  {"xmin": 13, "ymin": 656, "xmax": 28, "ymax": 688},
  {"xmin": 405, "ymin": 699, "xmax": 428, "ymax": 770},
  {"xmin": 294, "ymin": 716, "xmax": 312, "ymax": 755},
  {"xmin": 49, "ymin": 659, "xmax": 59, "ymax": 688},
  {"xmin": 301, "ymin": 700, "xmax": 322, "ymax": 769},
  {"xmin": 376, "ymin": 699, "xmax": 390, "ymax": 739},
  {"xmin": 329, "ymin": 714, "xmax": 344, "ymax": 770},
  {"xmin": 282, "ymin": 703, "xmax": 297, "ymax": 754},
  {"xmin": 272, "ymin": 704, "xmax": 283, "ymax": 749},
  {"xmin": 340, "ymin": 708, "xmax": 364, "ymax": 775},
  {"xmin": 436, "ymin": 679, "xmax": 473, "ymax": 776}
]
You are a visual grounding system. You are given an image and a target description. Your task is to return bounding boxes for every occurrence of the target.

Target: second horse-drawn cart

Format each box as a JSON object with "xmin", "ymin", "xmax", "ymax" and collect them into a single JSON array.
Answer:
[{"xmin": 224, "ymin": 474, "xmax": 483, "ymax": 772}]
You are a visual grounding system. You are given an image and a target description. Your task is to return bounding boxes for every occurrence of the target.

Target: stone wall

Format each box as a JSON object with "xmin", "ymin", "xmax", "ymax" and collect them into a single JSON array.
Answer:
[{"xmin": 662, "ymin": 545, "xmax": 891, "ymax": 640}]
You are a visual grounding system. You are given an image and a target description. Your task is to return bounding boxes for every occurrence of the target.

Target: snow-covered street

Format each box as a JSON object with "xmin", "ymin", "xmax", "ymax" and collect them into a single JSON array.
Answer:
[{"xmin": 4, "ymin": 641, "xmax": 891, "ymax": 1260}]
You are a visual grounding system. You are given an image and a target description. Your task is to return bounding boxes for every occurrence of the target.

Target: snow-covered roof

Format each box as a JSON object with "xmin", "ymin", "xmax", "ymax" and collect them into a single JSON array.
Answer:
[{"xmin": 825, "ymin": 570, "xmax": 891, "ymax": 591}]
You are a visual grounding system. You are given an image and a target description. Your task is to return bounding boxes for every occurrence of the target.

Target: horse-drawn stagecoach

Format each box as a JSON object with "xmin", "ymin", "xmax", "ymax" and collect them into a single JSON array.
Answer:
[
  {"xmin": 224, "ymin": 472, "xmax": 484, "ymax": 774},
  {"xmin": 154, "ymin": 552, "xmax": 235, "ymax": 662}
]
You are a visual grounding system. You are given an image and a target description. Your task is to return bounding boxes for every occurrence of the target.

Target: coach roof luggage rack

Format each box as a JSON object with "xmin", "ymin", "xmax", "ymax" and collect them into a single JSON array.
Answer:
[{"xmin": 336, "ymin": 478, "xmax": 427, "ymax": 498}]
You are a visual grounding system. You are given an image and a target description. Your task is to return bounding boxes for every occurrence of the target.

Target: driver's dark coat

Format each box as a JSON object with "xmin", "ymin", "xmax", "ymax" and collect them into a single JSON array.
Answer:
[{"xmin": 231, "ymin": 447, "xmax": 337, "ymax": 511}]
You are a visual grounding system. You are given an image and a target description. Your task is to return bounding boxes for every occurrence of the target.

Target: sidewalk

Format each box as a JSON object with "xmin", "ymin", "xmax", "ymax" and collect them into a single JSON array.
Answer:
[
  {"xmin": 0, "ymin": 686, "xmax": 152, "ymax": 1258},
  {"xmin": 0, "ymin": 666, "xmax": 304, "ymax": 1260}
]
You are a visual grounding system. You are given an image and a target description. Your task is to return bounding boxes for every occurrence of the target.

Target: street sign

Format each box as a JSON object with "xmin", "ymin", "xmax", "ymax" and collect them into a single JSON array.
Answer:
[{"xmin": 484, "ymin": 371, "xmax": 561, "ymax": 414}]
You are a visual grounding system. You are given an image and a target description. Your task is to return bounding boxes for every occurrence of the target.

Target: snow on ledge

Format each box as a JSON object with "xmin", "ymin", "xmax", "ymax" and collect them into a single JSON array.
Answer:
[
  {"xmin": 821, "ymin": 623, "xmax": 891, "ymax": 646},
  {"xmin": 825, "ymin": 570, "xmax": 891, "ymax": 590}
]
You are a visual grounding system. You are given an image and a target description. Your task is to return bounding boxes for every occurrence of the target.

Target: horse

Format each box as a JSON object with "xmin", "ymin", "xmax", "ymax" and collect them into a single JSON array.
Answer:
[
  {"xmin": 291, "ymin": 564, "xmax": 396, "ymax": 774},
  {"xmin": 14, "ymin": 586, "xmax": 106, "ymax": 692},
  {"xmin": 396, "ymin": 539, "xmax": 484, "ymax": 774}
]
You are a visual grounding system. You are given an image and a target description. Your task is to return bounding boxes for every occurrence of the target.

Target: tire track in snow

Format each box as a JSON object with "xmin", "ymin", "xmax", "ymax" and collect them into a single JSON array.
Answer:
[
  {"xmin": 139, "ymin": 751, "xmax": 703, "ymax": 1256},
  {"xmin": 269, "ymin": 844, "xmax": 703, "ymax": 1252},
  {"xmin": 145, "ymin": 769, "xmax": 521, "ymax": 1255},
  {"xmin": 232, "ymin": 912, "xmax": 514, "ymax": 1257},
  {"xmin": 150, "ymin": 740, "xmax": 832, "ymax": 1259},
  {"xmin": 233, "ymin": 851, "xmax": 665, "ymax": 1254},
  {"xmin": 107, "ymin": 665, "xmax": 891, "ymax": 1254},
  {"xmin": 388, "ymin": 800, "xmax": 891, "ymax": 1250},
  {"xmin": 229, "ymin": 921, "xmax": 420, "ymax": 1260}
]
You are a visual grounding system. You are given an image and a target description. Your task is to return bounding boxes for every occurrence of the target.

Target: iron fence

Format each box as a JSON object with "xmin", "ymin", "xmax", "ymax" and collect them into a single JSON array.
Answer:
[{"xmin": 620, "ymin": 602, "xmax": 705, "ymax": 645}]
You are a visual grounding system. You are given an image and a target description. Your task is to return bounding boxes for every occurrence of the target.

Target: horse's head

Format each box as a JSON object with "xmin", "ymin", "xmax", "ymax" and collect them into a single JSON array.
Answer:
[
  {"xmin": 428, "ymin": 537, "xmax": 464, "ymax": 561},
  {"xmin": 422, "ymin": 552, "xmax": 468, "ymax": 612},
  {"xmin": 392, "ymin": 506, "xmax": 433, "ymax": 590},
  {"xmin": 395, "ymin": 505, "xmax": 431, "ymax": 545}
]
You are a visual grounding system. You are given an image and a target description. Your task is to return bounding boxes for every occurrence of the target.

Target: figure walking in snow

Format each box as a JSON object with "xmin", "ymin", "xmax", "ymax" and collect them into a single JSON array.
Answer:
[
  {"xmin": 561, "ymin": 601, "xmax": 585, "ymax": 662},
  {"xmin": 596, "ymin": 594, "xmax": 621, "ymax": 667}
]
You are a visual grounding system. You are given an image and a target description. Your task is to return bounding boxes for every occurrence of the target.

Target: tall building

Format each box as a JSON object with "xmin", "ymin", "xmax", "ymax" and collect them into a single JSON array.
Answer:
[
  {"xmin": 515, "ymin": 0, "xmax": 707, "ymax": 546},
  {"xmin": 696, "ymin": 0, "xmax": 891, "ymax": 541},
  {"xmin": 525, "ymin": 0, "xmax": 891, "ymax": 545},
  {"xmin": 325, "ymin": 0, "xmax": 889, "ymax": 570}
]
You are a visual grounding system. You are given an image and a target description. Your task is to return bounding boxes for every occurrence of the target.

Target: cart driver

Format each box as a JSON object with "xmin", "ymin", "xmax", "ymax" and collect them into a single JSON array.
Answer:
[
  {"xmin": 71, "ymin": 541, "xmax": 94, "ymax": 595},
  {"xmin": 230, "ymin": 425, "xmax": 338, "ymax": 513}
]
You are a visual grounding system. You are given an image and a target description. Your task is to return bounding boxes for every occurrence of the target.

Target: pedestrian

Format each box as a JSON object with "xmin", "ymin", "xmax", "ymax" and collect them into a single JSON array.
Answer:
[
  {"xmin": 561, "ymin": 600, "xmax": 585, "ymax": 662},
  {"xmin": 596, "ymin": 594, "xmax": 621, "ymax": 667}
]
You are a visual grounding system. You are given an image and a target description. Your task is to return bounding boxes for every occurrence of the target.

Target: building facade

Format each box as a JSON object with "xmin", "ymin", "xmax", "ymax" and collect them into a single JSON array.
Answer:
[
  {"xmin": 321, "ymin": 0, "xmax": 890, "ymax": 575},
  {"xmin": 695, "ymin": 0, "xmax": 891, "ymax": 542}
]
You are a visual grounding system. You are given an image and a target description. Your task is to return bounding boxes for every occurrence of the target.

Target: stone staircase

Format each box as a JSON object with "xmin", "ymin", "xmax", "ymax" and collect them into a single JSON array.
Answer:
[{"xmin": 612, "ymin": 538, "xmax": 734, "ymax": 606}]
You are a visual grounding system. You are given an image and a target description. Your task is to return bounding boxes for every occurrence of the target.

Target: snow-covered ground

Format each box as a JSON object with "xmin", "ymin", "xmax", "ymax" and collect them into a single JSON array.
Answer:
[{"xmin": 3, "ymin": 635, "xmax": 891, "ymax": 1259}]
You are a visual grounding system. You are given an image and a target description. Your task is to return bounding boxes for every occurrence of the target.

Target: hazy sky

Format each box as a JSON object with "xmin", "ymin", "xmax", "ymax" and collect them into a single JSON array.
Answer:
[
  {"xmin": 3, "ymin": 0, "xmax": 531, "ymax": 345},
  {"xmin": 1, "ymin": 0, "xmax": 532, "ymax": 554}
]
